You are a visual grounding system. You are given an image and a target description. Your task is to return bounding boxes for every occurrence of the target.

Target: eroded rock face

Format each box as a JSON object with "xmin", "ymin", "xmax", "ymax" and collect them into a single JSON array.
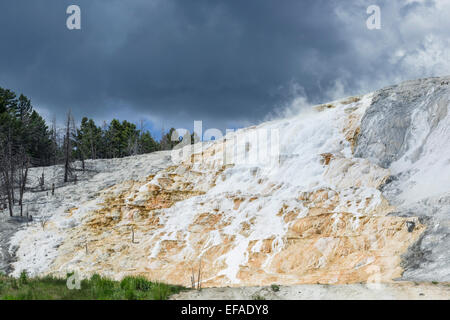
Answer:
[
  {"xmin": 15, "ymin": 92, "xmax": 422, "ymax": 287},
  {"xmin": 8, "ymin": 77, "xmax": 450, "ymax": 287},
  {"xmin": 355, "ymin": 77, "xmax": 450, "ymax": 282},
  {"xmin": 355, "ymin": 77, "xmax": 450, "ymax": 168}
]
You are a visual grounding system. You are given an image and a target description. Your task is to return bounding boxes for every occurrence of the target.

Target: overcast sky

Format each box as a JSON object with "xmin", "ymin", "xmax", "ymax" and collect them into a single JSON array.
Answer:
[{"xmin": 0, "ymin": 0, "xmax": 449, "ymax": 136}]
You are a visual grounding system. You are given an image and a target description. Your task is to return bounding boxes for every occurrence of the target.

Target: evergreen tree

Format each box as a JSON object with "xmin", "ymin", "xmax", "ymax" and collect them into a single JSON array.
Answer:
[
  {"xmin": 76, "ymin": 117, "xmax": 102, "ymax": 160},
  {"xmin": 0, "ymin": 88, "xmax": 52, "ymax": 166},
  {"xmin": 0, "ymin": 85, "xmax": 170, "ymax": 216},
  {"xmin": 0, "ymin": 87, "xmax": 53, "ymax": 216},
  {"xmin": 160, "ymin": 128, "xmax": 180, "ymax": 150},
  {"xmin": 27, "ymin": 110, "xmax": 53, "ymax": 165},
  {"xmin": 16, "ymin": 94, "xmax": 32, "ymax": 121},
  {"xmin": 139, "ymin": 131, "xmax": 160, "ymax": 153},
  {"xmin": 106, "ymin": 119, "xmax": 124, "ymax": 158},
  {"xmin": 121, "ymin": 120, "xmax": 139, "ymax": 156}
]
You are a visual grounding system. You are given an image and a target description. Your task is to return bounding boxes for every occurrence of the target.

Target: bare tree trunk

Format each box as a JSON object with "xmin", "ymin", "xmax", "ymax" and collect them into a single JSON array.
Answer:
[
  {"xmin": 139, "ymin": 119, "xmax": 144, "ymax": 154},
  {"xmin": 6, "ymin": 186, "xmax": 13, "ymax": 217},
  {"xmin": 90, "ymin": 129, "xmax": 96, "ymax": 160},
  {"xmin": 39, "ymin": 170, "xmax": 45, "ymax": 191},
  {"xmin": 2, "ymin": 166, "xmax": 14, "ymax": 217},
  {"xmin": 64, "ymin": 110, "xmax": 73, "ymax": 183},
  {"xmin": 51, "ymin": 116, "xmax": 58, "ymax": 166},
  {"xmin": 8, "ymin": 129, "xmax": 15, "ymax": 205},
  {"xmin": 19, "ymin": 155, "xmax": 29, "ymax": 217},
  {"xmin": 1, "ymin": 132, "xmax": 15, "ymax": 217}
]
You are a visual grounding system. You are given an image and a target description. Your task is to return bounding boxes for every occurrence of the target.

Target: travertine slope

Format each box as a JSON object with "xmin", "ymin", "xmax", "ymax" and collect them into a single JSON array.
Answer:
[
  {"xmin": 6, "ymin": 77, "xmax": 450, "ymax": 287},
  {"xmin": 355, "ymin": 77, "xmax": 450, "ymax": 282}
]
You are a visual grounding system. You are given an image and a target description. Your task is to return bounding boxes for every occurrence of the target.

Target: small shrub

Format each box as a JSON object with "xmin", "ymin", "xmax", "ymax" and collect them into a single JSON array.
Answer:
[
  {"xmin": 134, "ymin": 277, "xmax": 152, "ymax": 291},
  {"xmin": 10, "ymin": 279, "xmax": 19, "ymax": 290},
  {"xmin": 89, "ymin": 274, "xmax": 116, "ymax": 299},
  {"xmin": 125, "ymin": 289, "xmax": 137, "ymax": 300},
  {"xmin": 120, "ymin": 276, "xmax": 151, "ymax": 292},
  {"xmin": 152, "ymin": 283, "xmax": 167, "ymax": 300},
  {"xmin": 19, "ymin": 270, "xmax": 28, "ymax": 285},
  {"xmin": 270, "ymin": 284, "xmax": 280, "ymax": 292}
]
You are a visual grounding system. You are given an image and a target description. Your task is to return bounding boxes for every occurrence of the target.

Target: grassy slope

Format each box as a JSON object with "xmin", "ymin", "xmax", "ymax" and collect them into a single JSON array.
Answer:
[{"xmin": 0, "ymin": 272, "xmax": 187, "ymax": 300}]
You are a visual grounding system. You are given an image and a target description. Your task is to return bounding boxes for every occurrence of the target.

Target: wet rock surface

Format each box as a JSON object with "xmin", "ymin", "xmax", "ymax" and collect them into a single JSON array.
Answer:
[
  {"xmin": 355, "ymin": 76, "xmax": 450, "ymax": 168},
  {"xmin": 396, "ymin": 195, "xmax": 450, "ymax": 282},
  {"xmin": 355, "ymin": 76, "xmax": 450, "ymax": 282},
  {"xmin": 0, "ymin": 152, "xmax": 172, "ymax": 276},
  {"xmin": 2, "ymin": 77, "xmax": 449, "ymax": 289},
  {"xmin": 7, "ymin": 92, "xmax": 427, "ymax": 287},
  {"xmin": 0, "ymin": 216, "xmax": 27, "ymax": 274}
]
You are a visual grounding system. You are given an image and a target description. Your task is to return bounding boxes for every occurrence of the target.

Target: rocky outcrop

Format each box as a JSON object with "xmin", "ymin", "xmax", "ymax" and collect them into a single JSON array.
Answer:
[
  {"xmin": 355, "ymin": 76, "xmax": 450, "ymax": 282},
  {"xmin": 6, "ymin": 77, "xmax": 450, "ymax": 287},
  {"xmin": 355, "ymin": 77, "xmax": 449, "ymax": 168}
]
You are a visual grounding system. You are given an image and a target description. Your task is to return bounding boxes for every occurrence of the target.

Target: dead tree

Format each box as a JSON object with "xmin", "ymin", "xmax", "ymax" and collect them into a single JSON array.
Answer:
[
  {"xmin": 139, "ymin": 119, "xmax": 145, "ymax": 154},
  {"xmin": 39, "ymin": 169, "xmax": 45, "ymax": 191},
  {"xmin": 1, "ymin": 161, "xmax": 14, "ymax": 217},
  {"xmin": 127, "ymin": 134, "xmax": 139, "ymax": 156},
  {"xmin": 81, "ymin": 153, "xmax": 85, "ymax": 172},
  {"xmin": 0, "ymin": 138, "xmax": 15, "ymax": 217},
  {"xmin": 190, "ymin": 260, "xmax": 203, "ymax": 291},
  {"xmin": 51, "ymin": 116, "xmax": 57, "ymax": 164},
  {"xmin": 50, "ymin": 114, "xmax": 66, "ymax": 167},
  {"xmin": 40, "ymin": 216, "xmax": 50, "ymax": 230},
  {"xmin": 63, "ymin": 110, "xmax": 75, "ymax": 183},
  {"xmin": 1, "ymin": 144, "xmax": 31, "ymax": 217},
  {"xmin": 17, "ymin": 149, "xmax": 30, "ymax": 216}
]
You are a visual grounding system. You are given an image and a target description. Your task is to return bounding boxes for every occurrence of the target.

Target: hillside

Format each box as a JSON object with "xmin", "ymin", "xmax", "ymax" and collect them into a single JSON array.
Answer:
[{"xmin": 2, "ymin": 77, "xmax": 450, "ymax": 291}]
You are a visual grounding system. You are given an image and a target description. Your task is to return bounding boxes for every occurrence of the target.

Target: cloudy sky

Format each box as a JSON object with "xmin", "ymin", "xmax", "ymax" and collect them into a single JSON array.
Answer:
[{"xmin": 0, "ymin": 0, "xmax": 449, "ymax": 136}]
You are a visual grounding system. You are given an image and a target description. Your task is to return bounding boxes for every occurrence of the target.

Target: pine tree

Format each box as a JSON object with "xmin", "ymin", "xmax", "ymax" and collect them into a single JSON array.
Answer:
[
  {"xmin": 0, "ymin": 88, "xmax": 56, "ymax": 216},
  {"xmin": 160, "ymin": 128, "xmax": 181, "ymax": 150},
  {"xmin": 139, "ymin": 131, "xmax": 160, "ymax": 153},
  {"xmin": 76, "ymin": 117, "xmax": 102, "ymax": 160}
]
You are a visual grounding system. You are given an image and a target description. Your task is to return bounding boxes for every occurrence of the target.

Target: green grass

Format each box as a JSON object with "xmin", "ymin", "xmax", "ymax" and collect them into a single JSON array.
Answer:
[{"xmin": 0, "ymin": 271, "xmax": 187, "ymax": 300}]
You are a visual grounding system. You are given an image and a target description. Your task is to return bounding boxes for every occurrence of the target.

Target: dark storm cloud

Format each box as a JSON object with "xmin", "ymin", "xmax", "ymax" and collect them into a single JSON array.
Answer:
[{"xmin": 0, "ymin": 0, "xmax": 448, "ymax": 131}]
